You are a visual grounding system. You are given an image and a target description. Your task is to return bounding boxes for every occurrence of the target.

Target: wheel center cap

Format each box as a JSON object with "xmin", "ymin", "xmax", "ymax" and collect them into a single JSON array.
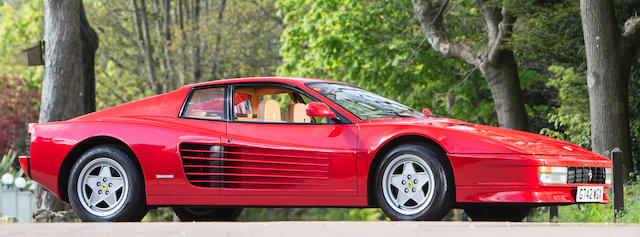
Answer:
[
  {"xmin": 407, "ymin": 181, "xmax": 413, "ymax": 188},
  {"xmin": 101, "ymin": 183, "xmax": 108, "ymax": 191}
]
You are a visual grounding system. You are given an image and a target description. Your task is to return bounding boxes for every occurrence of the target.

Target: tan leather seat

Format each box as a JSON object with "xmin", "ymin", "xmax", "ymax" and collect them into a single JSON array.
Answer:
[
  {"xmin": 287, "ymin": 103, "xmax": 310, "ymax": 123},
  {"xmin": 257, "ymin": 99, "xmax": 281, "ymax": 122}
]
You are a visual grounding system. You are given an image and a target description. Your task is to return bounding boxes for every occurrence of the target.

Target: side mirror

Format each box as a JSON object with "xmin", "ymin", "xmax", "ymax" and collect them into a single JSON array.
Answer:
[
  {"xmin": 306, "ymin": 102, "xmax": 337, "ymax": 118},
  {"xmin": 422, "ymin": 108, "xmax": 433, "ymax": 115}
]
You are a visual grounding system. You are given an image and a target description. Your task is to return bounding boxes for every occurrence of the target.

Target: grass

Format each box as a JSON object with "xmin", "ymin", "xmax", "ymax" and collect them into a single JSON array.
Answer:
[{"xmin": 528, "ymin": 181, "xmax": 640, "ymax": 223}]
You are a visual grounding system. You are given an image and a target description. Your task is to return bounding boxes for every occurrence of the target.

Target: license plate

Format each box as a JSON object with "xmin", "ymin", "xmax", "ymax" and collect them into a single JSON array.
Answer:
[{"xmin": 576, "ymin": 186, "xmax": 604, "ymax": 202}]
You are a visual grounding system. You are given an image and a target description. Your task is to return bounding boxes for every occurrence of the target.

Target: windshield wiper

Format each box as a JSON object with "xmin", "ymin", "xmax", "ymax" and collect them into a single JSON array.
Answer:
[{"xmin": 361, "ymin": 111, "xmax": 413, "ymax": 118}]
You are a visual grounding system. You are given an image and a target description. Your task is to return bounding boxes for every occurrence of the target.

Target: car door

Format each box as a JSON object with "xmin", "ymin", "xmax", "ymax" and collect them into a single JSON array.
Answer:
[
  {"xmin": 170, "ymin": 85, "xmax": 229, "ymax": 196},
  {"xmin": 221, "ymin": 83, "xmax": 358, "ymax": 197}
]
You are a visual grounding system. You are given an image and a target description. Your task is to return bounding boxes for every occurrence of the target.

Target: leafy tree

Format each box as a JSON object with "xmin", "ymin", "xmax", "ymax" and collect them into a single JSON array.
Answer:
[
  {"xmin": 540, "ymin": 66, "xmax": 591, "ymax": 149},
  {"xmin": 412, "ymin": 0, "xmax": 528, "ymax": 130},
  {"xmin": 0, "ymin": 0, "xmax": 43, "ymax": 83},
  {"xmin": 84, "ymin": 0, "xmax": 284, "ymax": 109},
  {"xmin": 278, "ymin": 0, "xmax": 498, "ymax": 125}
]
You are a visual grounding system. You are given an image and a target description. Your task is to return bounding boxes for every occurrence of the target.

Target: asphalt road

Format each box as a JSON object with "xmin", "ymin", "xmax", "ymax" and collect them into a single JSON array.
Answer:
[{"xmin": 2, "ymin": 221, "xmax": 639, "ymax": 237}]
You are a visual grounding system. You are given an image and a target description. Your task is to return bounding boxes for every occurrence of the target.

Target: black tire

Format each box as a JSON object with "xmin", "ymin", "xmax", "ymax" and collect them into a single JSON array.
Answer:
[
  {"xmin": 374, "ymin": 143, "xmax": 454, "ymax": 221},
  {"xmin": 172, "ymin": 206, "xmax": 243, "ymax": 221},
  {"xmin": 68, "ymin": 145, "xmax": 148, "ymax": 222},
  {"xmin": 464, "ymin": 205, "xmax": 531, "ymax": 222}
]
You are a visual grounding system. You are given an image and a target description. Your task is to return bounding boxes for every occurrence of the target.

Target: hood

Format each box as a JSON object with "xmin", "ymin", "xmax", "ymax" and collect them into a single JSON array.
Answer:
[{"xmin": 365, "ymin": 117, "xmax": 597, "ymax": 156}]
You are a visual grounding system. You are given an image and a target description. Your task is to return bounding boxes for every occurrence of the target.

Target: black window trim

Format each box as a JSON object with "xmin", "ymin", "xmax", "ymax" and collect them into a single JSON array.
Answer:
[{"xmin": 178, "ymin": 84, "xmax": 230, "ymax": 122}]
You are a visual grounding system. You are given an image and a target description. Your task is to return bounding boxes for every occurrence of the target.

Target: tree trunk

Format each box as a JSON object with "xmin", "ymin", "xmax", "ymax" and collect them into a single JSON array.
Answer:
[
  {"xmin": 161, "ymin": 0, "xmax": 174, "ymax": 91},
  {"xmin": 192, "ymin": 0, "xmax": 202, "ymax": 82},
  {"xmin": 131, "ymin": 0, "xmax": 161, "ymax": 94},
  {"xmin": 480, "ymin": 50, "xmax": 528, "ymax": 130},
  {"xmin": 580, "ymin": 0, "xmax": 638, "ymax": 177},
  {"xmin": 209, "ymin": 0, "xmax": 226, "ymax": 81},
  {"xmin": 37, "ymin": 0, "xmax": 98, "ymax": 221}
]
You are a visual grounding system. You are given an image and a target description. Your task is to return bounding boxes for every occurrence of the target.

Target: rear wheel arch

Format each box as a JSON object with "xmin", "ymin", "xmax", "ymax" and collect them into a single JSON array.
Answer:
[
  {"xmin": 58, "ymin": 136, "xmax": 143, "ymax": 202},
  {"xmin": 366, "ymin": 135, "xmax": 454, "ymax": 207}
]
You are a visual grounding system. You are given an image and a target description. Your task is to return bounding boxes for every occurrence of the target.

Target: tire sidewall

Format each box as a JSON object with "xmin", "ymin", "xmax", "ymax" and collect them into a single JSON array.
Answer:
[
  {"xmin": 374, "ymin": 143, "xmax": 453, "ymax": 220},
  {"xmin": 68, "ymin": 145, "xmax": 147, "ymax": 222}
]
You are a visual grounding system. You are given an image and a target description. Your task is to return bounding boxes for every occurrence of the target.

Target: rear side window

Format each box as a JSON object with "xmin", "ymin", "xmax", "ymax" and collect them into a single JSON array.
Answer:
[{"xmin": 182, "ymin": 87, "xmax": 226, "ymax": 120}]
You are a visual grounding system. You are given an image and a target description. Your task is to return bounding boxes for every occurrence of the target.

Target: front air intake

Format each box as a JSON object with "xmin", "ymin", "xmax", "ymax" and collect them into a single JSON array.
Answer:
[{"xmin": 567, "ymin": 167, "xmax": 606, "ymax": 184}]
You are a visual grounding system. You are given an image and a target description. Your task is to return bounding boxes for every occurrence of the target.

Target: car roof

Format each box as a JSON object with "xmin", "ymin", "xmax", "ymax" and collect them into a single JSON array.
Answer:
[{"xmin": 185, "ymin": 77, "xmax": 345, "ymax": 88}]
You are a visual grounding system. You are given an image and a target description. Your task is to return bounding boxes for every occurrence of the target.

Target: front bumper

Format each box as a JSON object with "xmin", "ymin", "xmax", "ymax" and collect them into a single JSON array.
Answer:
[
  {"xmin": 457, "ymin": 184, "xmax": 611, "ymax": 204},
  {"xmin": 449, "ymin": 153, "xmax": 612, "ymax": 204}
]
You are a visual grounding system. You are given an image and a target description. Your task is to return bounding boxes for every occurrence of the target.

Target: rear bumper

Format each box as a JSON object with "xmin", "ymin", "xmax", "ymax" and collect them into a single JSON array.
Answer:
[
  {"xmin": 457, "ymin": 184, "xmax": 611, "ymax": 204},
  {"xmin": 18, "ymin": 155, "xmax": 30, "ymax": 178}
]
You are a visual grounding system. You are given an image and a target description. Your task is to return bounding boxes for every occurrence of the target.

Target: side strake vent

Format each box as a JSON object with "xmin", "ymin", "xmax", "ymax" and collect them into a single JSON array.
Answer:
[{"xmin": 179, "ymin": 143, "xmax": 330, "ymax": 188}]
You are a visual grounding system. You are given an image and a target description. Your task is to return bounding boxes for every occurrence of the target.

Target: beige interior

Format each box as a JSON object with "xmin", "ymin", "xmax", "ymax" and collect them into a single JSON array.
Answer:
[
  {"xmin": 287, "ymin": 103, "xmax": 310, "ymax": 123},
  {"xmin": 257, "ymin": 99, "xmax": 281, "ymax": 121}
]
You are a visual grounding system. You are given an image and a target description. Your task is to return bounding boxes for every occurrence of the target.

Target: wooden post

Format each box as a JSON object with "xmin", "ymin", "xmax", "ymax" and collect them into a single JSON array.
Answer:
[
  {"xmin": 612, "ymin": 147, "xmax": 624, "ymax": 219},
  {"xmin": 549, "ymin": 206, "xmax": 558, "ymax": 221}
]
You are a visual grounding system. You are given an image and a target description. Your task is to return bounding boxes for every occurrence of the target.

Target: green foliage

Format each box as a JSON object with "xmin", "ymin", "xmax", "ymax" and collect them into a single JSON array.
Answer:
[
  {"xmin": 528, "ymin": 181, "xmax": 640, "ymax": 223},
  {"xmin": 142, "ymin": 207, "xmax": 174, "ymax": 222},
  {"xmin": 540, "ymin": 66, "xmax": 591, "ymax": 149},
  {"xmin": 277, "ymin": 0, "xmax": 496, "ymax": 125},
  {"xmin": 0, "ymin": 150, "xmax": 20, "ymax": 175},
  {"xmin": 84, "ymin": 0, "xmax": 284, "ymax": 109},
  {"xmin": 508, "ymin": 0, "xmax": 584, "ymax": 66},
  {"xmin": 0, "ymin": 0, "xmax": 44, "ymax": 84},
  {"xmin": 238, "ymin": 208, "xmax": 387, "ymax": 221},
  {"xmin": 629, "ymin": 58, "xmax": 640, "ymax": 173}
]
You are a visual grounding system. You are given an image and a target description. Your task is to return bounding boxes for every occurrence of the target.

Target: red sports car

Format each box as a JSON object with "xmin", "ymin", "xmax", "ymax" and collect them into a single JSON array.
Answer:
[{"xmin": 20, "ymin": 77, "xmax": 612, "ymax": 222}]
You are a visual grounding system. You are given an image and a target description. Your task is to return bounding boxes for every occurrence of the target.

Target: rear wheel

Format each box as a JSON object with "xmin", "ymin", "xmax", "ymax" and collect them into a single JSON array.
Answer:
[
  {"xmin": 464, "ymin": 205, "xmax": 531, "ymax": 222},
  {"xmin": 68, "ymin": 145, "xmax": 148, "ymax": 222},
  {"xmin": 172, "ymin": 206, "xmax": 243, "ymax": 221},
  {"xmin": 374, "ymin": 143, "xmax": 454, "ymax": 220}
]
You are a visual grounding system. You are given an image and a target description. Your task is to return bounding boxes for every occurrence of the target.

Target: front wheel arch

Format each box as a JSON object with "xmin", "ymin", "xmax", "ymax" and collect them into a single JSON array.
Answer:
[
  {"xmin": 59, "ymin": 136, "xmax": 144, "ymax": 203},
  {"xmin": 367, "ymin": 135, "xmax": 455, "ymax": 207}
]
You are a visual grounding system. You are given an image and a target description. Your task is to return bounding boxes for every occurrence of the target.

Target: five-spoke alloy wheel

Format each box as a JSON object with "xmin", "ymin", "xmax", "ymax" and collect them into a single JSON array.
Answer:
[
  {"xmin": 69, "ymin": 145, "xmax": 148, "ymax": 221},
  {"xmin": 77, "ymin": 158, "xmax": 128, "ymax": 217},
  {"xmin": 382, "ymin": 154, "xmax": 436, "ymax": 216},
  {"xmin": 375, "ymin": 143, "xmax": 453, "ymax": 220}
]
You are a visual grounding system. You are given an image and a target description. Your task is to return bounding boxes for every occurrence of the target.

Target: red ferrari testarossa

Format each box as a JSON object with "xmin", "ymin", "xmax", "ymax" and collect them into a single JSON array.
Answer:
[{"xmin": 20, "ymin": 77, "xmax": 612, "ymax": 222}]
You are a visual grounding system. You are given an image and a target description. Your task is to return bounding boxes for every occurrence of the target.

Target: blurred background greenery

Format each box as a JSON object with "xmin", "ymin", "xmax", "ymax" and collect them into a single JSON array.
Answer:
[{"xmin": 1, "ymin": 0, "xmax": 639, "ymax": 222}]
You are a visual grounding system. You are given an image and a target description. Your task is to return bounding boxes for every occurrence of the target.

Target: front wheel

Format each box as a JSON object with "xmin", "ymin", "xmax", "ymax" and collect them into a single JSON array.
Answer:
[
  {"xmin": 68, "ymin": 145, "xmax": 148, "ymax": 222},
  {"xmin": 172, "ymin": 206, "xmax": 243, "ymax": 221},
  {"xmin": 374, "ymin": 143, "xmax": 454, "ymax": 220}
]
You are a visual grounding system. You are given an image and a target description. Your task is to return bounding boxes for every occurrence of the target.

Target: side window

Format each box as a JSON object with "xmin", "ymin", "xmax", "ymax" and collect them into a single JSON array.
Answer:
[
  {"xmin": 182, "ymin": 87, "xmax": 226, "ymax": 120},
  {"xmin": 233, "ymin": 86, "xmax": 327, "ymax": 124}
]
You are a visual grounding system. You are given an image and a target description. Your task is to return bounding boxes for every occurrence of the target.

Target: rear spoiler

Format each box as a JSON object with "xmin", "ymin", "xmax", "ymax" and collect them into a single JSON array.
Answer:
[{"xmin": 28, "ymin": 123, "xmax": 35, "ymax": 134}]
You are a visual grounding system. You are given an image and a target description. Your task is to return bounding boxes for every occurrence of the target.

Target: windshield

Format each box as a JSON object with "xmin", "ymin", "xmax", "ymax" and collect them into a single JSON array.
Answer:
[{"xmin": 307, "ymin": 82, "xmax": 427, "ymax": 120}]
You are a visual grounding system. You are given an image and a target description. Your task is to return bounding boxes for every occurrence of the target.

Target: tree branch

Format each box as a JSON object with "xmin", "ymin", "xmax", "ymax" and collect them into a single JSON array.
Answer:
[
  {"xmin": 476, "ymin": 0, "xmax": 501, "ymax": 43},
  {"xmin": 412, "ymin": 0, "xmax": 481, "ymax": 67},
  {"xmin": 485, "ymin": 7, "xmax": 515, "ymax": 65},
  {"xmin": 620, "ymin": 15, "xmax": 640, "ymax": 62}
]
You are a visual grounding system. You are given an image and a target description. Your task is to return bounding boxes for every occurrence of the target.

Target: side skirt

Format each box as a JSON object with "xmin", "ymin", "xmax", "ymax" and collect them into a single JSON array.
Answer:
[{"xmin": 147, "ymin": 195, "xmax": 368, "ymax": 207}]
